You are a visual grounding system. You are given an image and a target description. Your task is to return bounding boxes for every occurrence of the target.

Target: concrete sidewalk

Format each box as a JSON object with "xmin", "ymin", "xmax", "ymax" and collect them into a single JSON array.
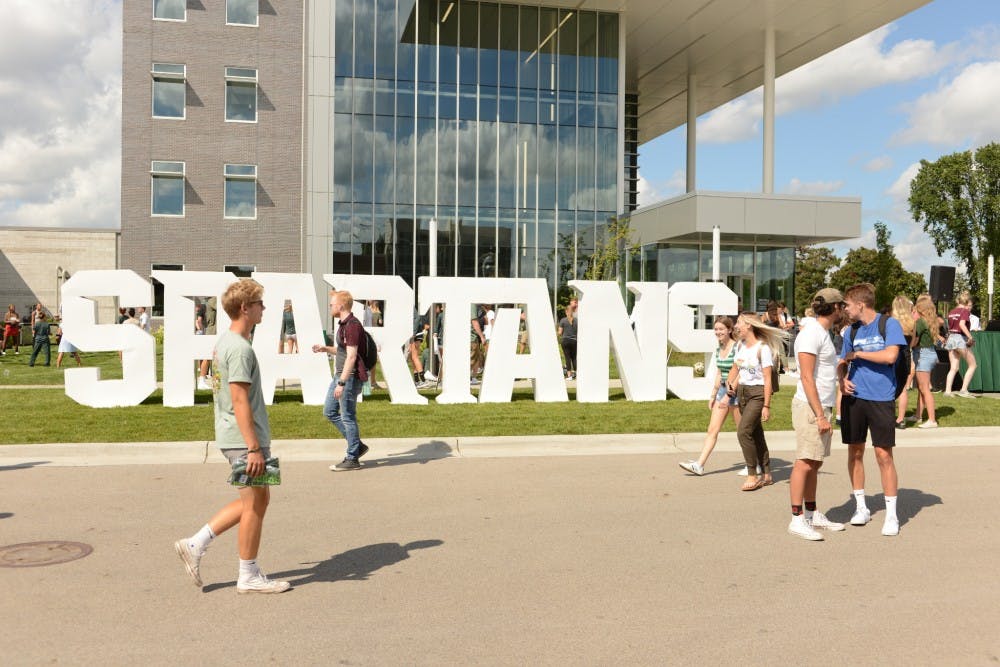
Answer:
[{"xmin": 2, "ymin": 425, "xmax": 997, "ymax": 468}]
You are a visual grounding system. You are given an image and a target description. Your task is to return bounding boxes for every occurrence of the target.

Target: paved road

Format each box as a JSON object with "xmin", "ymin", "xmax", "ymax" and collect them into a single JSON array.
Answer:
[{"xmin": 3, "ymin": 432, "xmax": 1000, "ymax": 665}]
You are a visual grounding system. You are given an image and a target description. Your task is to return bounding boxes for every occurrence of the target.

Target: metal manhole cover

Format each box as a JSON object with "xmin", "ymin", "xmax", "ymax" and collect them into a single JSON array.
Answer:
[{"xmin": 0, "ymin": 541, "xmax": 94, "ymax": 568}]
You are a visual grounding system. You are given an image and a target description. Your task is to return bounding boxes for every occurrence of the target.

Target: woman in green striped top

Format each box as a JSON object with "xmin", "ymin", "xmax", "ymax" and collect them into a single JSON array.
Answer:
[{"xmin": 679, "ymin": 316, "xmax": 741, "ymax": 476}]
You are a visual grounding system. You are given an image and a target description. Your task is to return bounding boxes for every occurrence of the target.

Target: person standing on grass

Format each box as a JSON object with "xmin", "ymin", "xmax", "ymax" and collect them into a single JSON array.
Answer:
[
  {"xmin": 944, "ymin": 291, "xmax": 978, "ymax": 398},
  {"xmin": 2, "ymin": 304, "xmax": 21, "ymax": 356},
  {"xmin": 315, "ymin": 290, "xmax": 370, "ymax": 471},
  {"xmin": 911, "ymin": 295, "xmax": 940, "ymax": 428},
  {"xmin": 557, "ymin": 301, "xmax": 578, "ymax": 380},
  {"xmin": 28, "ymin": 311, "xmax": 52, "ymax": 367},
  {"xmin": 838, "ymin": 282, "xmax": 904, "ymax": 537},
  {"xmin": 679, "ymin": 316, "xmax": 740, "ymax": 476},
  {"xmin": 174, "ymin": 279, "xmax": 290, "ymax": 594},
  {"xmin": 891, "ymin": 295, "xmax": 916, "ymax": 429},
  {"xmin": 787, "ymin": 289, "xmax": 847, "ymax": 541}
]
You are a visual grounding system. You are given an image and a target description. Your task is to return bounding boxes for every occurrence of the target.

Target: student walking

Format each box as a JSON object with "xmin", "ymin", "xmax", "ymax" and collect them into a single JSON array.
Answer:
[
  {"xmin": 315, "ymin": 290, "xmax": 371, "ymax": 471},
  {"xmin": 944, "ymin": 291, "xmax": 978, "ymax": 398},
  {"xmin": 911, "ymin": 295, "xmax": 940, "ymax": 427},
  {"xmin": 28, "ymin": 312, "xmax": 52, "ymax": 367},
  {"xmin": 679, "ymin": 316, "xmax": 740, "ymax": 476},
  {"xmin": 174, "ymin": 279, "xmax": 290, "ymax": 594}
]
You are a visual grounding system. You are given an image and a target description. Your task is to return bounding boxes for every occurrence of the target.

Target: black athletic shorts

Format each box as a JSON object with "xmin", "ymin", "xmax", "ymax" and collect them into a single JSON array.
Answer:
[{"xmin": 840, "ymin": 396, "xmax": 896, "ymax": 448}]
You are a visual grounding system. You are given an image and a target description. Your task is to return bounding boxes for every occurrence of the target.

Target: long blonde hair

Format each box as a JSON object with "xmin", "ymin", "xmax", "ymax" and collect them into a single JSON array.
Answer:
[
  {"xmin": 915, "ymin": 294, "xmax": 938, "ymax": 333},
  {"xmin": 737, "ymin": 312, "xmax": 788, "ymax": 363},
  {"xmin": 892, "ymin": 295, "xmax": 915, "ymax": 336}
]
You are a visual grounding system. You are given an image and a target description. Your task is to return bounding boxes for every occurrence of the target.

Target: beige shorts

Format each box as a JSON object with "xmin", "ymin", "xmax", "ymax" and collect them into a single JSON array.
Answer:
[{"xmin": 792, "ymin": 398, "xmax": 832, "ymax": 461}]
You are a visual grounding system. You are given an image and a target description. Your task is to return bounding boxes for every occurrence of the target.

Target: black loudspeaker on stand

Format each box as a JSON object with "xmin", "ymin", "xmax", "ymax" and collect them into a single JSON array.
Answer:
[{"xmin": 929, "ymin": 265, "xmax": 956, "ymax": 303}]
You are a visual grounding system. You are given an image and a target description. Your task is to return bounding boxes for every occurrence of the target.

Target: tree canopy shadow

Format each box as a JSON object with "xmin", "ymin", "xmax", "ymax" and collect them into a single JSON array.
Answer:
[{"xmin": 203, "ymin": 539, "xmax": 443, "ymax": 592}]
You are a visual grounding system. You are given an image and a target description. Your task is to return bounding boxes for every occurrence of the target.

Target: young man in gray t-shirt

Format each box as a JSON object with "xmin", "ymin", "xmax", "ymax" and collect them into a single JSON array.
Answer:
[{"xmin": 174, "ymin": 279, "xmax": 290, "ymax": 594}]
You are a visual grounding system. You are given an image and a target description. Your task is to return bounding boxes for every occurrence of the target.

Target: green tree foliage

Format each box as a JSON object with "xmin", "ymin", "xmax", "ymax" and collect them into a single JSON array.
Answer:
[
  {"xmin": 829, "ymin": 222, "xmax": 926, "ymax": 309},
  {"xmin": 909, "ymin": 142, "xmax": 1000, "ymax": 308},
  {"xmin": 585, "ymin": 215, "xmax": 640, "ymax": 282},
  {"xmin": 794, "ymin": 246, "xmax": 840, "ymax": 315}
]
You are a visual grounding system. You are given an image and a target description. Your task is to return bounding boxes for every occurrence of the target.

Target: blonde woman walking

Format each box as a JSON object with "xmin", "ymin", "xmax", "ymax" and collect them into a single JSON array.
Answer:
[
  {"xmin": 724, "ymin": 312, "xmax": 788, "ymax": 491},
  {"xmin": 679, "ymin": 317, "xmax": 741, "ymax": 476},
  {"xmin": 945, "ymin": 291, "xmax": 978, "ymax": 397},
  {"xmin": 891, "ymin": 295, "xmax": 916, "ymax": 428}
]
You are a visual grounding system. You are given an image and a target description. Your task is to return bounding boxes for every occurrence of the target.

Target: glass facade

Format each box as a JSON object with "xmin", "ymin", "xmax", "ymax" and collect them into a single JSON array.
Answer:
[
  {"xmin": 639, "ymin": 243, "xmax": 796, "ymax": 313},
  {"xmin": 331, "ymin": 0, "xmax": 620, "ymax": 296}
]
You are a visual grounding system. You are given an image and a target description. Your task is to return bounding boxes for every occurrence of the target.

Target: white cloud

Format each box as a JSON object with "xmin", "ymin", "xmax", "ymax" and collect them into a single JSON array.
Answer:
[
  {"xmin": 635, "ymin": 169, "xmax": 686, "ymax": 208},
  {"xmin": 783, "ymin": 178, "xmax": 843, "ymax": 196},
  {"xmin": 0, "ymin": 0, "xmax": 121, "ymax": 229},
  {"xmin": 884, "ymin": 162, "xmax": 921, "ymax": 223},
  {"xmin": 699, "ymin": 25, "xmax": 951, "ymax": 144},
  {"xmin": 863, "ymin": 155, "xmax": 894, "ymax": 172},
  {"xmin": 893, "ymin": 60, "xmax": 1000, "ymax": 146}
]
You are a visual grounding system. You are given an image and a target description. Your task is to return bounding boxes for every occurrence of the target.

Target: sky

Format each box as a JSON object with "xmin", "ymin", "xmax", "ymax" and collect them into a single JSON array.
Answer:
[{"xmin": 1, "ymin": 0, "xmax": 998, "ymax": 283}]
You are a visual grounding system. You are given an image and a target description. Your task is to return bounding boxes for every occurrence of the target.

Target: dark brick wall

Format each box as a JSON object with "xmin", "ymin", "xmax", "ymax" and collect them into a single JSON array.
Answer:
[{"xmin": 121, "ymin": 0, "xmax": 304, "ymax": 277}]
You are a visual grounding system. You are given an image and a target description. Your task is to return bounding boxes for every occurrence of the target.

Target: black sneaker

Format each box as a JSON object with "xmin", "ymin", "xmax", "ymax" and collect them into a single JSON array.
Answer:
[
  {"xmin": 357, "ymin": 442, "xmax": 369, "ymax": 459},
  {"xmin": 895, "ymin": 421, "xmax": 906, "ymax": 430},
  {"xmin": 330, "ymin": 457, "xmax": 361, "ymax": 471}
]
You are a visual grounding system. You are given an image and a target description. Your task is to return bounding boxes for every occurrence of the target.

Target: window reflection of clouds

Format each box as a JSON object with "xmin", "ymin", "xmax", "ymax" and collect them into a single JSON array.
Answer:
[
  {"xmin": 330, "ymin": 1, "xmax": 619, "ymax": 287},
  {"xmin": 153, "ymin": 80, "xmax": 184, "ymax": 118}
]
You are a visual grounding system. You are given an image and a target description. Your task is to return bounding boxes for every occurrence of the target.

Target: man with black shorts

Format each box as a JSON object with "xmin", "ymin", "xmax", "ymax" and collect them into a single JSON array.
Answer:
[{"xmin": 838, "ymin": 282, "xmax": 904, "ymax": 537}]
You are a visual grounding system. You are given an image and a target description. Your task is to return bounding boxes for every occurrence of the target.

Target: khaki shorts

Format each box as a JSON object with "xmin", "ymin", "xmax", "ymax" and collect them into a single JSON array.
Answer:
[{"xmin": 792, "ymin": 398, "xmax": 832, "ymax": 461}]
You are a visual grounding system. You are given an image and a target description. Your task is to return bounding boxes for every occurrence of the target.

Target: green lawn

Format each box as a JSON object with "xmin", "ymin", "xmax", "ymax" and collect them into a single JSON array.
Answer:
[{"xmin": 2, "ymin": 343, "xmax": 990, "ymax": 445}]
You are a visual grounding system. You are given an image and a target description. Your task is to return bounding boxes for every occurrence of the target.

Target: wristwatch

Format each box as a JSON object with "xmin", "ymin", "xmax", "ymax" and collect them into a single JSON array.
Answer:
[{"xmin": 337, "ymin": 380, "xmax": 346, "ymax": 387}]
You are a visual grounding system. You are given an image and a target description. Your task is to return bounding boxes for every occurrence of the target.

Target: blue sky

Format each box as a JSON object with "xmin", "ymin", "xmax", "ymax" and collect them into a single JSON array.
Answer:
[
  {"xmin": 0, "ymin": 0, "xmax": 998, "ymax": 284},
  {"xmin": 636, "ymin": 0, "xmax": 1000, "ymax": 282}
]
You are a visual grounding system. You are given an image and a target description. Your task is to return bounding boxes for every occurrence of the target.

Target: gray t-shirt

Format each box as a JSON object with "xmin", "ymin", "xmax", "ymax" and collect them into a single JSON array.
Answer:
[{"xmin": 212, "ymin": 330, "xmax": 270, "ymax": 449}]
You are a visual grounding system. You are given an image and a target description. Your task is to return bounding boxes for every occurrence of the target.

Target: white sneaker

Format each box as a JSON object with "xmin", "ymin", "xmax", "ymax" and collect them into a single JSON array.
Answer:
[
  {"xmin": 882, "ymin": 516, "xmax": 900, "ymax": 536},
  {"xmin": 917, "ymin": 420, "xmax": 938, "ymax": 429},
  {"xmin": 678, "ymin": 460, "xmax": 704, "ymax": 476},
  {"xmin": 174, "ymin": 539, "xmax": 204, "ymax": 587},
  {"xmin": 737, "ymin": 465, "xmax": 763, "ymax": 476},
  {"xmin": 957, "ymin": 391, "xmax": 978, "ymax": 399},
  {"xmin": 236, "ymin": 571, "xmax": 291, "ymax": 594},
  {"xmin": 423, "ymin": 370, "xmax": 437, "ymax": 382},
  {"xmin": 197, "ymin": 376, "xmax": 213, "ymax": 391},
  {"xmin": 850, "ymin": 508, "xmax": 872, "ymax": 526},
  {"xmin": 788, "ymin": 515, "xmax": 823, "ymax": 541},
  {"xmin": 809, "ymin": 511, "xmax": 845, "ymax": 532}
]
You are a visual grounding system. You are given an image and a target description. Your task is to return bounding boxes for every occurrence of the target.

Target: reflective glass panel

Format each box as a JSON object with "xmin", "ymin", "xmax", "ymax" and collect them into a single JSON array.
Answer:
[
  {"xmin": 335, "ymin": 0, "xmax": 354, "ymax": 77},
  {"xmin": 224, "ymin": 176, "xmax": 256, "ymax": 219},
  {"xmin": 153, "ymin": 0, "xmax": 185, "ymax": 21},
  {"xmin": 152, "ymin": 76, "xmax": 185, "ymax": 118},
  {"xmin": 226, "ymin": 80, "xmax": 257, "ymax": 122},
  {"xmin": 152, "ymin": 173, "xmax": 184, "ymax": 216},
  {"xmin": 226, "ymin": 0, "xmax": 258, "ymax": 26}
]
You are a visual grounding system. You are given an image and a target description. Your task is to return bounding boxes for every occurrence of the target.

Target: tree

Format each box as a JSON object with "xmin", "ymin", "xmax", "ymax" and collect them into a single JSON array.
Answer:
[
  {"xmin": 585, "ymin": 215, "xmax": 640, "ymax": 282},
  {"xmin": 909, "ymin": 142, "xmax": 1000, "ymax": 309},
  {"xmin": 794, "ymin": 246, "xmax": 840, "ymax": 315},
  {"xmin": 829, "ymin": 222, "xmax": 926, "ymax": 309}
]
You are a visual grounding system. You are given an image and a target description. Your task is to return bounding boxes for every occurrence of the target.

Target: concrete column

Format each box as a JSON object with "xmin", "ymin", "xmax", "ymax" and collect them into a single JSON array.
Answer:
[
  {"xmin": 762, "ymin": 27, "xmax": 775, "ymax": 194},
  {"xmin": 686, "ymin": 73, "xmax": 697, "ymax": 193}
]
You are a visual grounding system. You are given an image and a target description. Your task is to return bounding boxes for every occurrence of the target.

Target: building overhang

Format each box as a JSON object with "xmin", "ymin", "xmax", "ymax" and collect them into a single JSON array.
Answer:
[
  {"xmin": 505, "ymin": 0, "xmax": 930, "ymax": 143},
  {"xmin": 628, "ymin": 190, "xmax": 861, "ymax": 247}
]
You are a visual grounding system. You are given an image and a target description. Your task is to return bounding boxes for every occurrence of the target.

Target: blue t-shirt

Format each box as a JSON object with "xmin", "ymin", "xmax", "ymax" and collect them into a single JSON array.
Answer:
[{"xmin": 840, "ymin": 314, "xmax": 906, "ymax": 402}]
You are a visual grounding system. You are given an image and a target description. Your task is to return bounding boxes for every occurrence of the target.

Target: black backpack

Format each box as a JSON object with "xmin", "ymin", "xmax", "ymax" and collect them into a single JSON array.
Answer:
[
  {"xmin": 846, "ymin": 315, "xmax": 910, "ymax": 398},
  {"xmin": 361, "ymin": 329, "xmax": 378, "ymax": 371}
]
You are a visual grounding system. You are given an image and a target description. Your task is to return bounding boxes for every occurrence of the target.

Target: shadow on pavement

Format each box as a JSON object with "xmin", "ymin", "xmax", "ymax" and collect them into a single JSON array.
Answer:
[
  {"xmin": 363, "ymin": 441, "xmax": 453, "ymax": 468},
  {"xmin": 824, "ymin": 487, "xmax": 943, "ymax": 526},
  {"xmin": 0, "ymin": 461, "xmax": 49, "ymax": 472},
  {"xmin": 0, "ymin": 512, "xmax": 12, "ymax": 519},
  {"xmin": 203, "ymin": 539, "xmax": 444, "ymax": 592}
]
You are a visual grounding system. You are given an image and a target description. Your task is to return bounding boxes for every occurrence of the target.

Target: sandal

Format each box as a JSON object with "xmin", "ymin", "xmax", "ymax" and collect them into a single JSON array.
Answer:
[
  {"xmin": 761, "ymin": 475, "xmax": 774, "ymax": 487},
  {"xmin": 741, "ymin": 476, "xmax": 764, "ymax": 492}
]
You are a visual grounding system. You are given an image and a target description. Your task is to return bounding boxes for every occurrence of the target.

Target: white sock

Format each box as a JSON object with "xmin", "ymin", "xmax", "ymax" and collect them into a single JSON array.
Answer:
[
  {"xmin": 853, "ymin": 489, "xmax": 867, "ymax": 512},
  {"xmin": 885, "ymin": 496, "xmax": 898, "ymax": 521},
  {"xmin": 239, "ymin": 558, "xmax": 259, "ymax": 579},
  {"xmin": 188, "ymin": 524, "xmax": 215, "ymax": 552}
]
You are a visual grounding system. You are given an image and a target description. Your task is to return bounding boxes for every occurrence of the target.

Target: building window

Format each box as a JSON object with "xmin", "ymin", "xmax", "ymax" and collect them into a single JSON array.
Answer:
[
  {"xmin": 150, "ymin": 264, "xmax": 183, "ymax": 316},
  {"xmin": 226, "ymin": 0, "xmax": 258, "ymax": 26},
  {"xmin": 150, "ymin": 161, "xmax": 185, "ymax": 217},
  {"xmin": 225, "ymin": 67, "xmax": 258, "ymax": 122},
  {"xmin": 224, "ymin": 265, "xmax": 256, "ymax": 277},
  {"xmin": 153, "ymin": 0, "xmax": 185, "ymax": 21},
  {"xmin": 224, "ymin": 164, "xmax": 257, "ymax": 219},
  {"xmin": 151, "ymin": 63, "xmax": 186, "ymax": 119}
]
